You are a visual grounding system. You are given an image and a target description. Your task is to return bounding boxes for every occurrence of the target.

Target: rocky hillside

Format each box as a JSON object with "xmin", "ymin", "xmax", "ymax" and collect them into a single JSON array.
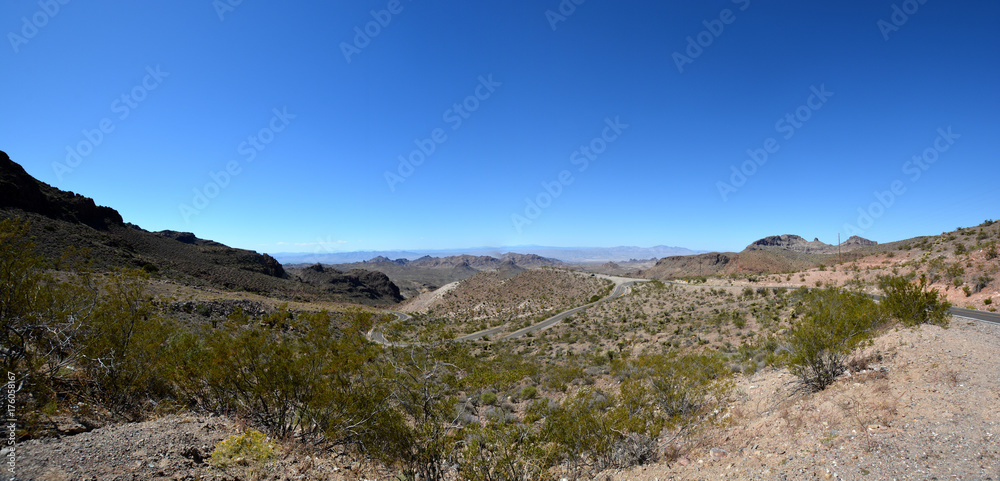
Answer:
[
  {"xmin": 746, "ymin": 234, "xmax": 876, "ymax": 254},
  {"xmin": 0, "ymin": 150, "xmax": 401, "ymax": 305},
  {"xmin": 314, "ymin": 253, "xmax": 564, "ymax": 298},
  {"xmin": 286, "ymin": 263, "xmax": 403, "ymax": 303},
  {"xmin": 643, "ymin": 234, "xmax": 880, "ymax": 279}
]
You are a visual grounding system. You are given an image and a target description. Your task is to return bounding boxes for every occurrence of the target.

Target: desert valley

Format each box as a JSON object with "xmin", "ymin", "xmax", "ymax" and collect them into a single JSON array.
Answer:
[{"xmin": 2, "ymin": 149, "xmax": 998, "ymax": 480}]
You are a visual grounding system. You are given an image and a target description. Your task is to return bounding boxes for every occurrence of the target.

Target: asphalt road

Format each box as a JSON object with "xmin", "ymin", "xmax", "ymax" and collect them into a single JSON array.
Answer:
[
  {"xmin": 500, "ymin": 280, "xmax": 644, "ymax": 340},
  {"xmin": 948, "ymin": 305, "xmax": 1000, "ymax": 324}
]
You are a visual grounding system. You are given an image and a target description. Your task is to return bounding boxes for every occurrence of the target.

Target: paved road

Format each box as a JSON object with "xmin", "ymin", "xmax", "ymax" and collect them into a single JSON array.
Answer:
[
  {"xmin": 500, "ymin": 279, "xmax": 643, "ymax": 340},
  {"xmin": 370, "ymin": 275, "xmax": 647, "ymax": 345},
  {"xmin": 367, "ymin": 311, "xmax": 412, "ymax": 346},
  {"xmin": 948, "ymin": 305, "xmax": 1000, "ymax": 325}
]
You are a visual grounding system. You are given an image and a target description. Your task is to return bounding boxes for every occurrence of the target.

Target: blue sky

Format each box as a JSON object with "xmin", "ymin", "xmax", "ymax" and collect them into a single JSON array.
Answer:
[{"xmin": 2, "ymin": 0, "xmax": 997, "ymax": 254}]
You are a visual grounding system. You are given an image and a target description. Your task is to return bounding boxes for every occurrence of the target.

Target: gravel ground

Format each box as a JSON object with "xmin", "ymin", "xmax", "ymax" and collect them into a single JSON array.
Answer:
[
  {"xmin": 599, "ymin": 318, "xmax": 1000, "ymax": 480},
  {"xmin": 13, "ymin": 414, "xmax": 388, "ymax": 480}
]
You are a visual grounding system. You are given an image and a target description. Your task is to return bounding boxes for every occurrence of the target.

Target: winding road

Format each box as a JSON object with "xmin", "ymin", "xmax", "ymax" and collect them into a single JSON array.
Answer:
[
  {"xmin": 369, "ymin": 275, "xmax": 1000, "ymax": 346},
  {"xmin": 369, "ymin": 275, "xmax": 647, "ymax": 346}
]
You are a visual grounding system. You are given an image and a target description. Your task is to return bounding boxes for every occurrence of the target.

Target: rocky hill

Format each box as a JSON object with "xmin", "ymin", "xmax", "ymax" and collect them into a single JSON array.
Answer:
[
  {"xmin": 286, "ymin": 263, "xmax": 403, "ymax": 303},
  {"xmin": 0, "ymin": 150, "xmax": 401, "ymax": 305},
  {"xmin": 642, "ymin": 234, "xmax": 880, "ymax": 279},
  {"xmin": 313, "ymin": 252, "xmax": 564, "ymax": 298},
  {"xmin": 746, "ymin": 234, "xmax": 876, "ymax": 254}
]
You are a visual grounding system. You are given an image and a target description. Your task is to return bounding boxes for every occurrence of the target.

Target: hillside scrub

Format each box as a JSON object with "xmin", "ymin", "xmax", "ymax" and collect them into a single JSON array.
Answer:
[{"xmin": 10, "ymin": 214, "xmax": 969, "ymax": 479}]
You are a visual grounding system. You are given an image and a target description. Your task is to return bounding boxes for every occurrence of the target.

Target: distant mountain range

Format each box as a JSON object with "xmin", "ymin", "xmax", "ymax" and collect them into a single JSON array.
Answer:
[{"xmin": 272, "ymin": 245, "xmax": 705, "ymax": 265}]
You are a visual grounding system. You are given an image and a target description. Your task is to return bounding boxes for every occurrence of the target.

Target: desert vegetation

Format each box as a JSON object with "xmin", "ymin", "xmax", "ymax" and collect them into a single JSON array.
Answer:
[{"xmin": 1, "ymin": 215, "xmax": 975, "ymax": 479}]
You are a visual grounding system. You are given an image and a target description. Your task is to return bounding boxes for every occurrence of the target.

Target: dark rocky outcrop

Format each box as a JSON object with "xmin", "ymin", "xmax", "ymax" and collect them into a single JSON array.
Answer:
[{"xmin": 0, "ymin": 150, "xmax": 122, "ymax": 229}]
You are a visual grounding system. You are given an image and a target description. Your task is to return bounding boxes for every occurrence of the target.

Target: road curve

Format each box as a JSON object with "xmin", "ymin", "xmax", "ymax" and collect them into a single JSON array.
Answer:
[
  {"xmin": 501, "ymin": 280, "xmax": 643, "ymax": 340},
  {"xmin": 370, "ymin": 275, "xmax": 647, "ymax": 345}
]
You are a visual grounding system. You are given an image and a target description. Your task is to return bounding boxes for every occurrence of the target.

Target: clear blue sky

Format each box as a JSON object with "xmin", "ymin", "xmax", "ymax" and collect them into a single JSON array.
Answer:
[{"xmin": 2, "ymin": 1, "xmax": 997, "ymax": 254}]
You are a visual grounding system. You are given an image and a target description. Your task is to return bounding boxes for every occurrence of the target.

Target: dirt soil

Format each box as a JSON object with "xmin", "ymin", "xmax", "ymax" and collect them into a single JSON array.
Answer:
[
  {"xmin": 598, "ymin": 318, "xmax": 1000, "ymax": 480},
  {"xmin": 14, "ymin": 414, "xmax": 389, "ymax": 481}
]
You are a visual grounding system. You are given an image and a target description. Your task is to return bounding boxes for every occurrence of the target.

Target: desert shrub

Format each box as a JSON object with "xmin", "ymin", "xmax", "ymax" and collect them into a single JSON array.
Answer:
[
  {"xmin": 176, "ymin": 309, "xmax": 400, "ymax": 449},
  {"xmin": 379, "ymin": 344, "xmax": 464, "ymax": 481},
  {"xmin": 954, "ymin": 243, "xmax": 967, "ymax": 255},
  {"xmin": 0, "ymin": 219, "xmax": 94, "ymax": 429},
  {"xmin": 986, "ymin": 243, "xmax": 998, "ymax": 260},
  {"xmin": 984, "ymin": 297, "xmax": 993, "ymax": 306},
  {"xmin": 541, "ymin": 388, "xmax": 639, "ymax": 477},
  {"xmin": 209, "ymin": 429, "xmax": 276, "ymax": 468},
  {"xmin": 1, "ymin": 219, "xmax": 175, "ymax": 423},
  {"xmin": 480, "ymin": 391, "xmax": 498, "ymax": 406},
  {"xmin": 542, "ymin": 364, "xmax": 583, "ymax": 392},
  {"xmin": 973, "ymin": 275, "xmax": 993, "ymax": 294},
  {"xmin": 639, "ymin": 353, "xmax": 730, "ymax": 426},
  {"xmin": 877, "ymin": 276, "xmax": 950, "ymax": 327},
  {"xmin": 81, "ymin": 268, "xmax": 176, "ymax": 417},
  {"xmin": 783, "ymin": 288, "xmax": 885, "ymax": 392},
  {"xmin": 963, "ymin": 285, "xmax": 972, "ymax": 297},
  {"xmin": 519, "ymin": 385, "xmax": 538, "ymax": 400},
  {"xmin": 459, "ymin": 413, "xmax": 545, "ymax": 481}
]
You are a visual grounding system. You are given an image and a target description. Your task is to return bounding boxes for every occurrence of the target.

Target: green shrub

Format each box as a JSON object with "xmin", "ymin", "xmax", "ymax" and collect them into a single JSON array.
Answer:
[
  {"xmin": 519, "ymin": 385, "xmax": 538, "ymax": 400},
  {"xmin": 480, "ymin": 391, "xmax": 498, "ymax": 406},
  {"xmin": 877, "ymin": 275, "xmax": 950, "ymax": 327},
  {"xmin": 459, "ymin": 414, "xmax": 544, "ymax": 481},
  {"xmin": 783, "ymin": 288, "xmax": 884, "ymax": 392}
]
